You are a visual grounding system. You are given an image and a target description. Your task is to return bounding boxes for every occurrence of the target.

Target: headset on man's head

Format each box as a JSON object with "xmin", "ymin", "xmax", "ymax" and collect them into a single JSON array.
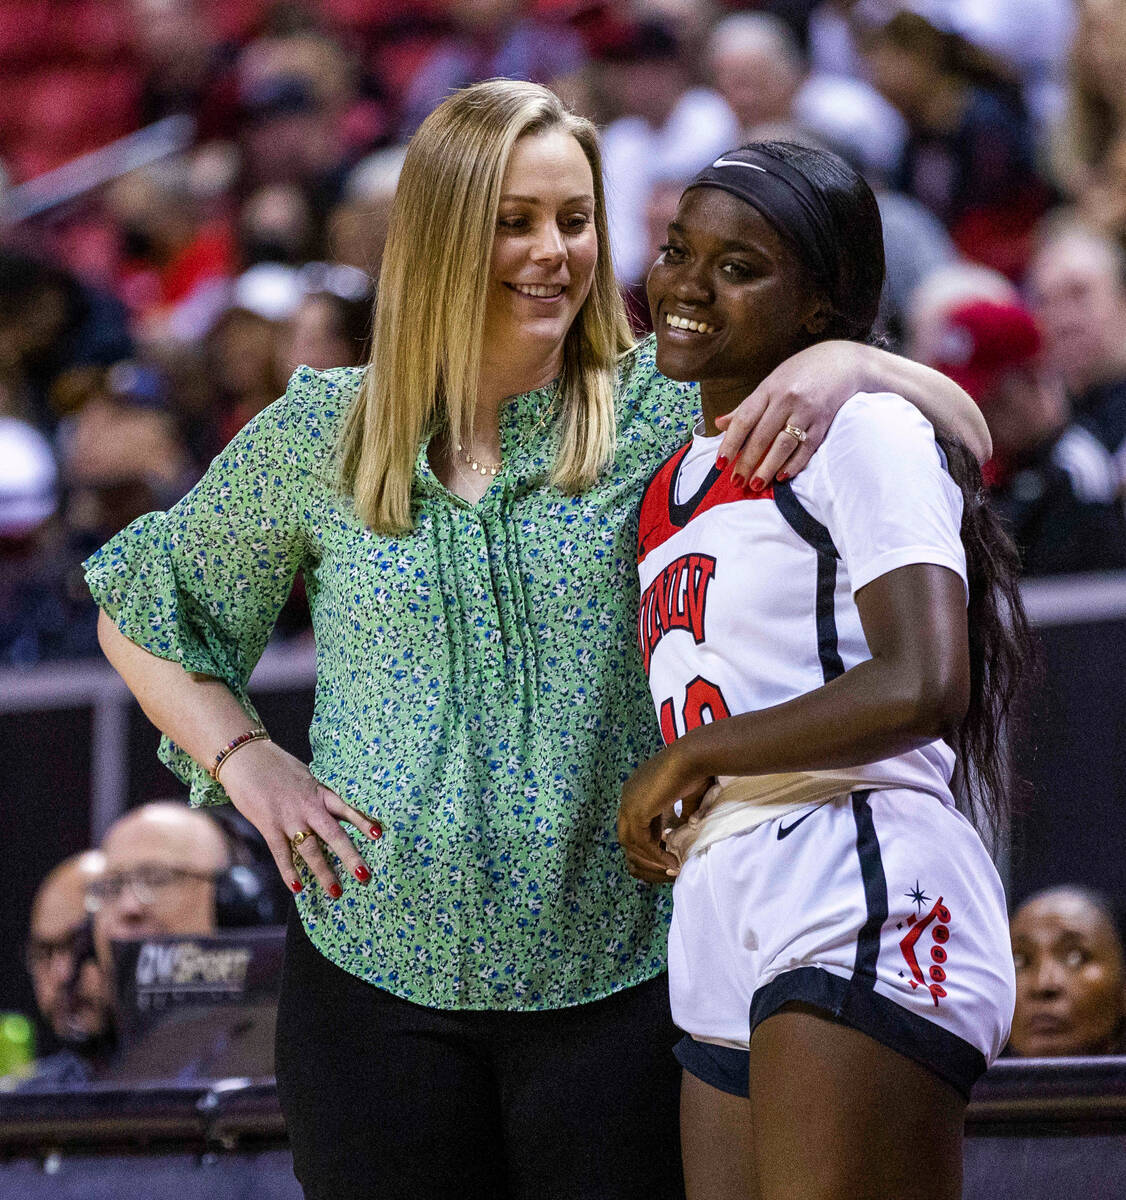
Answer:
[{"xmin": 207, "ymin": 807, "xmax": 291, "ymax": 929}]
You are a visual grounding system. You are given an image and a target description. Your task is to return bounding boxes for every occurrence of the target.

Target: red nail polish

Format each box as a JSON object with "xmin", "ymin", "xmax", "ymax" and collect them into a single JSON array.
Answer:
[
  {"xmin": 715, "ymin": 455, "xmax": 729, "ymax": 471},
  {"xmin": 370, "ymin": 823, "xmax": 383, "ymax": 840},
  {"xmin": 776, "ymin": 471, "xmax": 789, "ymax": 483},
  {"xmin": 289, "ymin": 880, "xmax": 302, "ymax": 894},
  {"xmin": 750, "ymin": 476, "xmax": 764, "ymax": 492},
  {"xmin": 731, "ymin": 472, "xmax": 745, "ymax": 488},
  {"xmin": 354, "ymin": 863, "xmax": 371, "ymax": 883},
  {"xmin": 328, "ymin": 882, "xmax": 343, "ymax": 899}
]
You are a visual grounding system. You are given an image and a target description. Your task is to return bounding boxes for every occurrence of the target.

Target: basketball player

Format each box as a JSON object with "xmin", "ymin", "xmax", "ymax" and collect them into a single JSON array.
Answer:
[{"xmin": 619, "ymin": 142, "xmax": 1030, "ymax": 1199}]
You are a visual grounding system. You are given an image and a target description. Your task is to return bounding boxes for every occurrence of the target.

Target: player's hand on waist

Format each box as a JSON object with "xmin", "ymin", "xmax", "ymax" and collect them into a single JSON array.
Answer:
[{"xmin": 617, "ymin": 746, "xmax": 708, "ymax": 883}]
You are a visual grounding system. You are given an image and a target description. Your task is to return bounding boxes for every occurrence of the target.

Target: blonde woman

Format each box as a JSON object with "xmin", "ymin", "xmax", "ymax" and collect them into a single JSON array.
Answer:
[{"xmin": 87, "ymin": 81, "xmax": 989, "ymax": 1200}]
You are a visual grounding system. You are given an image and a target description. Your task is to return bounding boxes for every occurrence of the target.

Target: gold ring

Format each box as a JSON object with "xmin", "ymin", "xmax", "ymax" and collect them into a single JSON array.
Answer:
[
  {"xmin": 783, "ymin": 423, "xmax": 808, "ymax": 443},
  {"xmin": 290, "ymin": 830, "xmax": 314, "ymax": 851}
]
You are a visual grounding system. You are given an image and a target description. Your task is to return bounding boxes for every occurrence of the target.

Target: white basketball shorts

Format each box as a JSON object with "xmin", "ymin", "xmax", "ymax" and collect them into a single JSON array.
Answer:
[{"xmin": 668, "ymin": 788, "xmax": 1015, "ymax": 1100}]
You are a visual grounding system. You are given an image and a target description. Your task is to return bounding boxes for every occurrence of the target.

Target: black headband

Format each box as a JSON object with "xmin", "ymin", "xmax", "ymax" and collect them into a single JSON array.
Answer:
[{"xmin": 684, "ymin": 147, "xmax": 837, "ymax": 296}]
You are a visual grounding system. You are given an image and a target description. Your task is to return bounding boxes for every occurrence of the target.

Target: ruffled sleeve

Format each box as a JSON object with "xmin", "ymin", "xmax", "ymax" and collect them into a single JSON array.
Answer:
[{"xmin": 84, "ymin": 378, "xmax": 321, "ymax": 805}]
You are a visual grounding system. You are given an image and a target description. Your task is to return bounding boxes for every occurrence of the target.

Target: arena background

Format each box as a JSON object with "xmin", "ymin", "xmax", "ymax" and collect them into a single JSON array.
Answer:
[{"xmin": 2, "ymin": 0, "xmax": 1126, "ymax": 1193}]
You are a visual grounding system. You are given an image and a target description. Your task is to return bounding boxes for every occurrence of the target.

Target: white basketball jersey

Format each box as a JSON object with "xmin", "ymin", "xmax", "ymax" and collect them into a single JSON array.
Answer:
[{"xmin": 637, "ymin": 392, "xmax": 969, "ymax": 855}]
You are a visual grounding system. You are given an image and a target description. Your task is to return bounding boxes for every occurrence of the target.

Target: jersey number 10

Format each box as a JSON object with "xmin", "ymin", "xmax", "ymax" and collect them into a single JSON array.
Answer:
[{"xmin": 659, "ymin": 675, "xmax": 731, "ymax": 745}]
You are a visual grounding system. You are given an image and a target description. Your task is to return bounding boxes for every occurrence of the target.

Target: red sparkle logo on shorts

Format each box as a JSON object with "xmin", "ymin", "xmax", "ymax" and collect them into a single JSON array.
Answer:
[{"xmin": 899, "ymin": 896, "xmax": 952, "ymax": 1007}]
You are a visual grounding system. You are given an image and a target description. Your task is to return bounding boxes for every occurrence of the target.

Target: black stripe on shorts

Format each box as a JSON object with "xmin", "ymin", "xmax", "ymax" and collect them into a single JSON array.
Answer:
[{"xmin": 851, "ymin": 790, "xmax": 888, "ymax": 985}]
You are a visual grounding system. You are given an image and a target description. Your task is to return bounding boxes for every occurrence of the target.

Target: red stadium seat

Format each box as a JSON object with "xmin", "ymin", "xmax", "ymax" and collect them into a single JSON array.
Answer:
[
  {"xmin": 18, "ymin": 66, "xmax": 140, "ymax": 164},
  {"xmin": 59, "ymin": 0, "xmax": 134, "ymax": 61},
  {"xmin": 318, "ymin": 0, "xmax": 430, "ymax": 32},
  {"xmin": 201, "ymin": 0, "xmax": 270, "ymax": 43},
  {"xmin": 0, "ymin": 0, "xmax": 51, "ymax": 65},
  {"xmin": 370, "ymin": 36, "xmax": 445, "ymax": 100}
]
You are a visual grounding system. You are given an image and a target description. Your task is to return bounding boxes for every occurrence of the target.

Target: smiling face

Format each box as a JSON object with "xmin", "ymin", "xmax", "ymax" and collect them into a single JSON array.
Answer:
[
  {"xmin": 482, "ymin": 129, "xmax": 598, "ymax": 372},
  {"xmin": 1009, "ymin": 889, "xmax": 1126, "ymax": 1057},
  {"xmin": 647, "ymin": 186, "xmax": 825, "ymax": 416}
]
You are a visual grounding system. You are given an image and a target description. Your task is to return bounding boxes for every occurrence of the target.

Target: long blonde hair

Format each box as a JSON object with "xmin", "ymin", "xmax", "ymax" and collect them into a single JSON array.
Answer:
[{"xmin": 338, "ymin": 79, "xmax": 635, "ymax": 533}]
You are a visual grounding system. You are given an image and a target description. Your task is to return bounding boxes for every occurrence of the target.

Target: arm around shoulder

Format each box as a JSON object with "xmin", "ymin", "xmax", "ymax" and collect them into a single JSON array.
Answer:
[
  {"xmin": 712, "ymin": 338, "xmax": 991, "ymax": 488},
  {"xmin": 856, "ymin": 346, "xmax": 991, "ymax": 464}
]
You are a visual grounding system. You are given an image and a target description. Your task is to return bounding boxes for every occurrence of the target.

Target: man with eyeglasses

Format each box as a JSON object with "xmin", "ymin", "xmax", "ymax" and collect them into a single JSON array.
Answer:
[
  {"xmin": 89, "ymin": 802, "xmax": 233, "ymax": 978},
  {"xmin": 11, "ymin": 851, "xmax": 114, "ymax": 1090}
]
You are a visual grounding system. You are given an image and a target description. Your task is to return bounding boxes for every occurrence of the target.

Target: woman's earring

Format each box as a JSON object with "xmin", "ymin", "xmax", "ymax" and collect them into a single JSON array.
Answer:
[{"xmin": 805, "ymin": 308, "xmax": 830, "ymax": 335}]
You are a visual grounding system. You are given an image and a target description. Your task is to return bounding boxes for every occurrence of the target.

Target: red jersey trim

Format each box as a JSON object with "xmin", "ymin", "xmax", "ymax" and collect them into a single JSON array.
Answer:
[{"xmin": 638, "ymin": 445, "xmax": 775, "ymax": 564}]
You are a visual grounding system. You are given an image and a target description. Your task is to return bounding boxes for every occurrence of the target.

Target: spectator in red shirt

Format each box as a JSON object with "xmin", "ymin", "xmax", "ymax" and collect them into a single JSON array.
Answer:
[{"xmin": 104, "ymin": 162, "xmax": 235, "ymax": 343}]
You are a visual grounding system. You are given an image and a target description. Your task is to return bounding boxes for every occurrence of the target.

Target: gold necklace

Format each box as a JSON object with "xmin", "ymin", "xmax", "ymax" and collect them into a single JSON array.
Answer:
[
  {"xmin": 453, "ymin": 383, "xmax": 559, "ymax": 479},
  {"xmin": 457, "ymin": 442, "xmax": 501, "ymax": 477}
]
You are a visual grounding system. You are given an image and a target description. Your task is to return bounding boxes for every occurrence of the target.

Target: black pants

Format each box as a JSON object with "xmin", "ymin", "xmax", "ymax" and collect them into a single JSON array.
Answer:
[{"xmin": 276, "ymin": 908, "xmax": 685, "ymax": 1200}]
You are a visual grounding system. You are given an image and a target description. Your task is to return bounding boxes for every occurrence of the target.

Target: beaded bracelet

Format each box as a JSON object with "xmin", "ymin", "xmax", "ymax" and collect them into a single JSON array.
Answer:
[{"xmin": 210, "ymin": 728, "xmax": 270, "ymax": 782}]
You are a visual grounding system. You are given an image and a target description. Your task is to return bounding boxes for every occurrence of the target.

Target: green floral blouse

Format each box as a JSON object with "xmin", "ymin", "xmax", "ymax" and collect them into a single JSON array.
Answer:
[{"xmin": 84, "ymin": 334, "xmax": 696, "ymax": 1010}]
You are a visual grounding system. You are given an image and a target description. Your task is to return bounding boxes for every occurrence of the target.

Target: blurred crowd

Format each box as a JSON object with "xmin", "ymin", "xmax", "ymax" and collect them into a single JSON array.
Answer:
[
  {"xmin": 8, "ymin": 797, "xmax": 1125, "ymax": 1089},
  {"xmin": 4, "ymin": 0, "xmax": 1126, "ymax": 1087},
  {"xmin": 9, "ymin": 798, "xmax": 288, "ymax": 1089},
  {"xmin": 3, "ymin": 0, "xmax": 1126, "ymax": 671}
]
